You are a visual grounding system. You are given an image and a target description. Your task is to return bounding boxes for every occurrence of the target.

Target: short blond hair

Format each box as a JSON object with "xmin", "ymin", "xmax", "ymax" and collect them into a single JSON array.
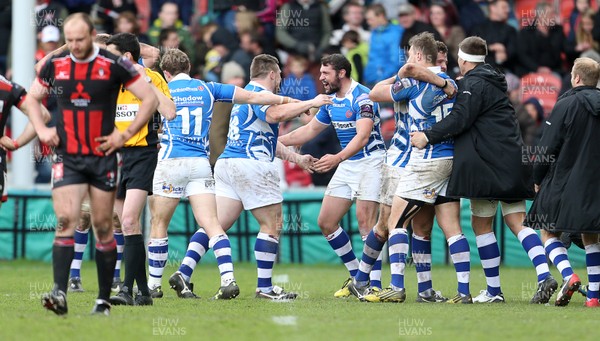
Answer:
[
  {"xmin": 250, "ymin": 54, "xmax": 280, "ymax": 79},
  {"xmin": 573, "ymin": 57, "xmax": 600, "ymax": 86},
  {"xmin": 160, "ymin": 48, "xmax": 191, "ymax": 75}
]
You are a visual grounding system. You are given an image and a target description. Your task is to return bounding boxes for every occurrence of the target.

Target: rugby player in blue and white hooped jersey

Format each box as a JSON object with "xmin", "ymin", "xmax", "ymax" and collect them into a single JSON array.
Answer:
[
  {"xmin": 214, "ymin": 54, "xmax": 330, "ymax": 300},
  {"xmin": 279, "ymin": 54, "xmax": 386, "ymax": 297},
  {"xmin": 349, "ymin": 40, "xmax": 459, "ymax": 303},
  {"xmin": 147, "ymin": 49, "xmax": 318, "ymax": 300},
  {"xmin": 350, "ymin": 33, "xmax": 471, "ymax": 303},
  {"xmin": 163, "ymin": 53, "xmax": 330, "ymax": 300}
]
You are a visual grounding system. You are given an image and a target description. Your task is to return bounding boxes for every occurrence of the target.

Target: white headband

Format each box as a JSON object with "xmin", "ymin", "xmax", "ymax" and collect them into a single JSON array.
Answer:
[{"xmin": 458, "ymin": 48, "xmax": 486, "ymax": 63}]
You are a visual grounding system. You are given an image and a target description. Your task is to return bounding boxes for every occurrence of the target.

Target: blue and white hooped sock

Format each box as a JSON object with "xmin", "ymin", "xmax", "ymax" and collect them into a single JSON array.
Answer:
[
  {"xmin": 518, "ymin": 228, "xmax": 550, "ymax": 283},
  {"xmin": 326, "ymin": 226, "xmax": 359, "ymax": 277},
  {"xmin": 210, "ymin": 234, "xmax": 235, "ymax": 286},
  {"xmin": 476, "ymin": 232, "xmax": 502, "ymax": 296},
  {"xmin": 448, "ymin": 234, "xmax": 470, "ymax": 296},
  {"xmin": 412, "ymin": 234, "xmax": 432, "ymax": 294},
  {"xmin": 148, "ymin": 237, "xmax": 168, "ymax": 289},
  {"xmin": 178, "ymin": 229, "xmax": 210, "ymax": 282},
  {"xmin": 255, "ymin": 232, "xmax": 279, "ymax": 293},
  {"xmin": 70, "ymin": 228, "xmax": 89, "ymax": 278},
  {"xmin": 389, "ymin": 228, "xmax": 409, "ymax": 291},
  {"xmin": 544, "ymin": 237, "xmax": 574, "ymax": 281},
  {"xmin": 355, "ymin": 229, "xmax": 385, "ymax": 287}
]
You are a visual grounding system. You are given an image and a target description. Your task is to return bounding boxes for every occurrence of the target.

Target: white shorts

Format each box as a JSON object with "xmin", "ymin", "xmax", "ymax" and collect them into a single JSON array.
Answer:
[
  {"xmin": 470, "ymin": 199, "xmax": 526, "ymax": 218},
  {"xmin": 395, "ymin": 159, "xmax": 453, "ymax": 204},
  {"xmin": 380, "ymin": 164, "xmax": 403, "ymax": 206},
  {"xmin": 152, "ymin": 157, "xmax": 215, "ymax": 198},
  {"xmin": 214, "ymin": 158, "xmax": 283, "ymax": 210},
  {"xmin": 325, "ymin": 151, "xmax": 384, "ymax": 202}
]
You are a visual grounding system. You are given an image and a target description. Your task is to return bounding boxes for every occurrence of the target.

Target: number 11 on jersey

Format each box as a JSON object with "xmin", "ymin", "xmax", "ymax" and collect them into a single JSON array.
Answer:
[{"xmin": 176, "ymin": 107, "xmax": 203, "ymax": 135}]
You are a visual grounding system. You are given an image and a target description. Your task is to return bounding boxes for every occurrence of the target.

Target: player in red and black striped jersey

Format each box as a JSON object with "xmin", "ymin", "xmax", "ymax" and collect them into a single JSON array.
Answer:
[
  {"xmin": 0, "ymin": 75, "xmax": 51, "ymax": 208},
  {"xmin": 24, "ymin": 13, "xmax": 158, "ymax": 316}
]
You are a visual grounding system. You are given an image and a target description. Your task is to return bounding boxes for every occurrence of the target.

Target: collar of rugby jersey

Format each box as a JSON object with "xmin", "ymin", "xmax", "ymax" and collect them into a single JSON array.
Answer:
[
  {"xmin": 70, "ymin": 45, "xmax": 100, "ymax": 64},
  {"xmin": 170, "ymin": 72, "xmax": 192, "ymax": 83},
  {"xmin": 248, "ymin": 80, "xmax": 271, "ymax": 92},
  {"xmin": 427, "ymin": 66, "xmax": 442, "ymax": 73}
]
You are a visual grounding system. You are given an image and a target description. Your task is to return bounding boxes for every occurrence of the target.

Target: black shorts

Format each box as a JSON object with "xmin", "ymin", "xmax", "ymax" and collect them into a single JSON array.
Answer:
[
  {"xmin": 117, "ymin": 146, "xmax": 159, "ymax": 199},
  {"xmin": 52, "ymin": 154, "xmax": 118, "ymax": 191},
  {"xmin": 434, "ymin": 195, "xmax": 460, "ymax": 205}
]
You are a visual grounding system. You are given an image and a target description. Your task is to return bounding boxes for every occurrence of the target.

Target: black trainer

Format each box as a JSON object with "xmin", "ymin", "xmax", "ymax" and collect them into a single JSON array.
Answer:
[
  {"xmin": 169, "ymin": 272, "xmax": 199, "ymax": 299},
  {"xmin": 134, "ymin": 294, "xmax": 153, "ymax": 306},
  {"xmin": 150, "ymin": 286, "xmax": 164, "ymax": 299},
  {"xmin": 91, "ymin": 299, "xmax": 111, "ymax": 316},
  {"xmin": 530, "ymin": 275, "xmax": 558, "ymax": 304},
  {"xmin": 41, "ymin": 289, "xmax": 68, "ymax": 315},
  {"xmin": 109, "ymin": 286, "xmax": 135, "ymax": 306},
  {"xmin": 68, "ymin": 277, "xmax": 84, "ymax": 292},
  {"xmin": 212, "ymin": 281, "xmax": 240, "ymax": 300}
]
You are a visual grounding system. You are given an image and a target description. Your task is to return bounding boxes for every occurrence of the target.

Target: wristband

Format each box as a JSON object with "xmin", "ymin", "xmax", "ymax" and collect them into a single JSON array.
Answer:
[
  {"xmin": 13, "ymin": 139, "xmax": 19, "ymax": 150},
  {"xmin": 441, "ymin": 79, "xmax": 448, "ymax": 89}
]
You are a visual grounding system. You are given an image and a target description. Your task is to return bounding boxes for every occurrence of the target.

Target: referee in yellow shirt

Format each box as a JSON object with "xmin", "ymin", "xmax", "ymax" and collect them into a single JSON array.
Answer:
[{"xmin": 104, "ymin": 33, "xmax": 176, "ymax": 306}]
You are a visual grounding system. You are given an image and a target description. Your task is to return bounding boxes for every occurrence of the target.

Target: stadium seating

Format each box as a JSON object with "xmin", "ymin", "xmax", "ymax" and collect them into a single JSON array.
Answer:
[{"xmin": 520, "ymin": 72, "xmax": 563, "ymax": 116}]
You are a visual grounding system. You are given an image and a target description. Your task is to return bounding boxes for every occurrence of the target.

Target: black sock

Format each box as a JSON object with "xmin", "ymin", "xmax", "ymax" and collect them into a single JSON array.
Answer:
[
  {"xmin": 95, "ymin": 239, "xmax": 117, "ymax": 301},
  {"xmin": 133, "ymin": 236, "xmax": 150, "ymax": 296},
  {"xmin": 122, "ymin": 235, "xmax": 140, "ymax": 292},
  {"xmin": 53, "ymin": 237, "xmax": 75, "ymax": 293}
]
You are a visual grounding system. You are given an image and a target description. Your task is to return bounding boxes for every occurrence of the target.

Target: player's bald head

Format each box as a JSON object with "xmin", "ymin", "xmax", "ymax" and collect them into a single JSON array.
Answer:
[
  {"xmin": 64, "ymin": 13, "xmax": 95, "ymax": 34},
  {"xmin": 63, "ymin": 13, "xmax": 96, "ymax": 60}
]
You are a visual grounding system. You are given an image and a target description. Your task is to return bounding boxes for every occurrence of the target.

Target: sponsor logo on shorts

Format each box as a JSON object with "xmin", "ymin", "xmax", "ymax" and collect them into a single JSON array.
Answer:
[
  {"xmin": 204, "ymin": 179, "xmax": 215, "ymax": 189},
  {"xmin": 106, "ymin": 171, "xmax": 116, "ymax": 188},
  {"xmin": 423, "ymin": 188, "xmax": 436, "ymax": 199},
  {"xmin": 52, "ymin": 163, "xmax": 64, "ymax": 183},
  {"xmin": 162, "ymin": 183, "xmax": 184, "ymax": 195}
]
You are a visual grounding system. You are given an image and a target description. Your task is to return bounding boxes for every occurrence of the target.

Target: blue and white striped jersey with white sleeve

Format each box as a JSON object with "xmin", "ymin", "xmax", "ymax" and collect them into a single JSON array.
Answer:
[
  {"xmin": 160, "ymin": 73, "xmax": 236, "ymax": 160},
  {"xmin": 219, "ymin": 81, "xmax": 279, "ymax": 162},
  {"xmin": 386, "ymin": 99, "xmax": 411, "ymax": 167},
  {"xmin": 390, "ymin": 66, "xmax": 456, "ymax": 161}
]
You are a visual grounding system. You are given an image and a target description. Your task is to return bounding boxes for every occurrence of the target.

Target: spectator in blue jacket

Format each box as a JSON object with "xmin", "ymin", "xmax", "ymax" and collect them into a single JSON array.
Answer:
[{"xmin": 364, "ymin": 3, "xmax": 403, "ymax": 87}]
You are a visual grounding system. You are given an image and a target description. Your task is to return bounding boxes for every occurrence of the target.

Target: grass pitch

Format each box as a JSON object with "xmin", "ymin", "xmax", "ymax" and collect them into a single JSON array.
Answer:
[{"xmin": 0, "ymin": 260, "xmax": 595, "ymax": 341}]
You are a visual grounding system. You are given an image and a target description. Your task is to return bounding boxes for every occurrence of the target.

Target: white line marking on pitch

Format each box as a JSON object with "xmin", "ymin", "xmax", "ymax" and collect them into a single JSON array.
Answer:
[{"xmin": 272, "ymin": 316, "xmax": 298, "ymax": 326}]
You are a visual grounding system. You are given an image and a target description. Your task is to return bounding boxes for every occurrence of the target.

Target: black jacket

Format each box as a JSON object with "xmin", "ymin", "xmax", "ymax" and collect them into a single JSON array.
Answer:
[
  {"xmin": 526, "ymin": 86, "xmax": 600, "ymax": 233},
  {"xmin": 424, "ymin": 63, "xmax": 534, "ymax": 200}
]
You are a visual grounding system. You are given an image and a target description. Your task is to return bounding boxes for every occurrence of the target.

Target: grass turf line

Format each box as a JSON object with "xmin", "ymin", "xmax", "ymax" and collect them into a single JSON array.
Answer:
[{"xmin": 0, "ymin": 260, "xmax": 594, "ymax": 341}]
